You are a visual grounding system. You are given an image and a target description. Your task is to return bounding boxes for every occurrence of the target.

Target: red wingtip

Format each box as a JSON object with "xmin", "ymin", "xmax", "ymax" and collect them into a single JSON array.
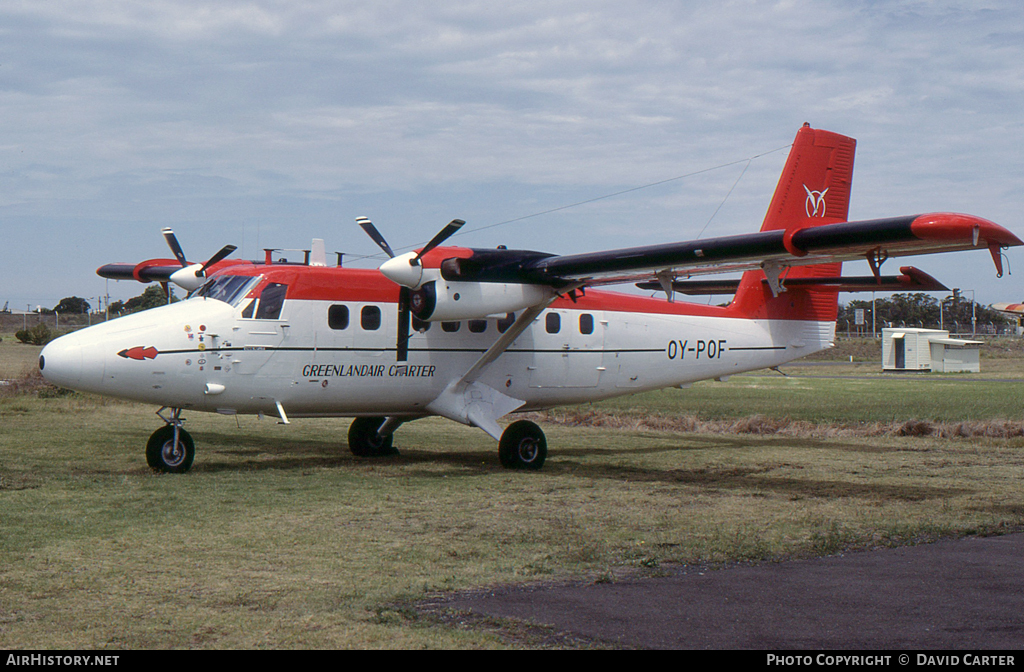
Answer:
[{"xmin": 909, "ymin": 213, "xmax": 1023, "ymax": 247}]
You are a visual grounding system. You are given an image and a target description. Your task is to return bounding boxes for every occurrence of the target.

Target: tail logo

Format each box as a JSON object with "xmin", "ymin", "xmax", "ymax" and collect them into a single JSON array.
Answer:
[{"xmin": 804, "ymin": 185, "xmax": 828, "ymax": 217}]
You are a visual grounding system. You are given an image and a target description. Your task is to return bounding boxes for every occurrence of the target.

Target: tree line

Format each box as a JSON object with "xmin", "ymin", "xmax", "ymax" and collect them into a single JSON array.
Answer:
[
  {"xmin": 15, "ymin": 287, "xmax": 177, "ymax": 345},
  {"xmin": 36, "ymin": 286, "xmax": 176, "ymax": 316},
  {"xmin": 837, "ymin": 292, "xmax": 1015, "ymax": 335}
]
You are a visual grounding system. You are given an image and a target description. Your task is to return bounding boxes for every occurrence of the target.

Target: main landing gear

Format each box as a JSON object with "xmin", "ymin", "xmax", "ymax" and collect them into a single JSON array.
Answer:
[
  {"xmin": 346, "ymin": 417, "xmax": 548, "ymax": 470},
  {"xmin": 347, "ymin": 416, "xmax": 400, "ymax": 457},
  {"xmin": 498, "ymin": 420, "xmax": 547, "ymax": 470},
  {"xmin": 147, "ymin": 408, "xmax": 195, "ymax": 473}
]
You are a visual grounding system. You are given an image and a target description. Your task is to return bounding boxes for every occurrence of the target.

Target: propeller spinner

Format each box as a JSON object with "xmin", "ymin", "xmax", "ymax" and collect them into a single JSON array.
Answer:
[{"xmin": 162, "ymin": 228, "xmax": 237, "ymax": 291}]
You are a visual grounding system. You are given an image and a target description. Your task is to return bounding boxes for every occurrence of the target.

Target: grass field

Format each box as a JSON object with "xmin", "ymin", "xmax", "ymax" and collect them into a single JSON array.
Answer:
[{"xmin": 3, "ymin": 335, "xmax": 1024, "ymax": 648}]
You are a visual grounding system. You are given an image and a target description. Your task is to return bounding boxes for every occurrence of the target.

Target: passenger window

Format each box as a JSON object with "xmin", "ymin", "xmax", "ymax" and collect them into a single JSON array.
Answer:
[
  {"xmin": 361, "ymin": 305, "xmax": 382, "ymax": 331},
  {"xmin": 255, "ymin": 283, "xmax": 288, "ymax": 320},
  {"xmin": 546, "ymin": 312, "xmax": 561, "ymax": 334},
  {"xmin": 497, "ymin": 313, "xmax": 516, "ymax": 333},
  {"xmin": 328, "ymin": 305, "xmax": 349, "ymax": 330},
  {"xmin": 468, "ymin": 319, "xmax": 487, "ymax": 333},
  {"xmin": 412, "ymin": 316, "xmax": 431, "ymax": 332},
  {"xmin": 442, "ymin": 321, "xmax": 460, "ymax": 333},
  {"xmin": 240, "ymin": 300, "xmax": 255, "ymax": 319},
  {"xmin": 579, "ymin": 313, "xmax": 594, "ymax": 335}
]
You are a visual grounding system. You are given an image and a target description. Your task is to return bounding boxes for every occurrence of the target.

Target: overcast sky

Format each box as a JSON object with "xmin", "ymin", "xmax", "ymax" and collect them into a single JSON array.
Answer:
[{"xmin": 3, "ymin": 0, "xmax": 1023, "ymax": 312}]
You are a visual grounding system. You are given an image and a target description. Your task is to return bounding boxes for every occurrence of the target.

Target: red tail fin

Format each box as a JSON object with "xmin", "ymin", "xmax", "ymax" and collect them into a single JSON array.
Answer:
[
  {"xmin": 732, "ymin": 124, "xmax": 856, "ymax": 321},
  {"xmin": 760, "ymin": 123, "xmax": 856, "ymax": 232}
]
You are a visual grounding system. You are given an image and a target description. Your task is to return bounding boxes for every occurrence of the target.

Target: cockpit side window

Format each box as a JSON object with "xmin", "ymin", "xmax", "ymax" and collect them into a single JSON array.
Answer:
[
  {"xmin": 193, "ymin": 275, "xmax": 259, "ymax": 306},
  {"xmin": 254, "ymin": 283, "xmax": 288, "ymax": 320}
]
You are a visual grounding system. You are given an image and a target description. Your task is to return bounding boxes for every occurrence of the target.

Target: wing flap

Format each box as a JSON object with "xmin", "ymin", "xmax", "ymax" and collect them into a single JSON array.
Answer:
[{"xmin": 636, "ymin": 265, "xmax": 948, "ymax": 295}]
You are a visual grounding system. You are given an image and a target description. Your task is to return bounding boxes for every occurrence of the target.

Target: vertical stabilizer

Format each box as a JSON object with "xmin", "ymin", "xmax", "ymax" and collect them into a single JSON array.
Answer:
[
  {"xmin": 731, "ymin": 124, "xmax": 856, "ymax": 322},
  {"xmin": 760, "ymin": 123, "xmax": 856, "ymax": 232}
]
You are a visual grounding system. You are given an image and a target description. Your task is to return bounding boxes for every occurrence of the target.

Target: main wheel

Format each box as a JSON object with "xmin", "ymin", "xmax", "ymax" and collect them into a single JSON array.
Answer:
[
  {"xmin": 499, "ymin": 420, "xmax": 547, "ymax": 470},
  {"xmin": 348, "ymin": 417, "xmax": 398, "ymax": 457},
  {"xmin": 146, "ymin": 425, "xmax": 195, "ymax": 474}
]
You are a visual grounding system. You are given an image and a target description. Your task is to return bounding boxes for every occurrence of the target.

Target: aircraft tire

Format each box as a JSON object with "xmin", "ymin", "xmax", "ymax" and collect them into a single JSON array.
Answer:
[
  {"xmin": 348, "ymin": 417, "xmax": 398, "ymax": 457},
  {"xmin": 146, "ymin": 425, "xmax": 195, "ymax": 474},
  {"xmin": 499, "ymin": 420, "xmax": 547, "ymax": 470}
]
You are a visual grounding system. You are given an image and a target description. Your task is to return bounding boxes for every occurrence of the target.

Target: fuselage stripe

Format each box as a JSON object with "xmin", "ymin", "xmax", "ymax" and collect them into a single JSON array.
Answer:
[
  {"xmin": 156, "ymin": 346, "xmax": 667, "ymax": 356},
  {"xmin": 727, "ymin": 346, "xmax": 788, "ymax": 351}
]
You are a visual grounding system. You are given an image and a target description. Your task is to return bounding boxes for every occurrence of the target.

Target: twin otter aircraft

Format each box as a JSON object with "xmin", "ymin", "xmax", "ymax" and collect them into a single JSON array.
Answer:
[{"xmin": 40, "ymin": 125, "xmax": 1021, "ymax": 473}]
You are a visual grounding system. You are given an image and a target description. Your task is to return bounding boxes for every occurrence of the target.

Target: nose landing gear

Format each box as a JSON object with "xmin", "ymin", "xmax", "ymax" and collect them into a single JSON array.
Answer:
[{"xmin": 147, "ymin": 408, "xmax": 195, "ymax": 473}]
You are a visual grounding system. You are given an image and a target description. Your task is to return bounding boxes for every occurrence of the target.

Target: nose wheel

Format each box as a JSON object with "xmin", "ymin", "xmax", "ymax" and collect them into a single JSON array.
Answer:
[{"xmin": 147, "ymin": 409, "xmax": 195, "ymax": 473}]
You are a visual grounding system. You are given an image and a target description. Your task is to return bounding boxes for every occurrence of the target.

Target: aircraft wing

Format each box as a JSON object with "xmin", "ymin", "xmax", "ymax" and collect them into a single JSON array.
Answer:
[
  {"xmin": 97, "ymin": 260, "xmax": 185, "ymax": 283},
  {"xmin": 96, "ymin": 229, "xmax": 243, "ymax": 291},
  {"xmin": 496, "ymin": 213, "xmax": 1021, "ymax": 288},
  {"xmin": 97, "ymin": 259, "xmax": 249, "ymax": 284}
]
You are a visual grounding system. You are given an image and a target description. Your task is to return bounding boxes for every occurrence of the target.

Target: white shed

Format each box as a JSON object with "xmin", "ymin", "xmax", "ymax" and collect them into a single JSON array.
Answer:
[{"xmin": 882, "ymin": 328, "xmax": 981, "ymax": 372}]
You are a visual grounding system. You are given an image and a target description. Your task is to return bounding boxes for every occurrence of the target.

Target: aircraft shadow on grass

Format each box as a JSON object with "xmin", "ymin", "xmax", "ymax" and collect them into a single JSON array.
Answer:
[{"xmin": 177, "ymin": 430, "xmax": 970, "ymax": 502}]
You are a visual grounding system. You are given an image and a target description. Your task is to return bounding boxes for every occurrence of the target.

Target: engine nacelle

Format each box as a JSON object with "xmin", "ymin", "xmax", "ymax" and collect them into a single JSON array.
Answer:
[{"xmin": 410, "ymin": 280, "xmax": 553, "ymax": 322}]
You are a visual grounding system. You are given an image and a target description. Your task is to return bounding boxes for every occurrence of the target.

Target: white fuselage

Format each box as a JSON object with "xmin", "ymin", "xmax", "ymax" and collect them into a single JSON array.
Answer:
[{"xmin": 40, "ymin": 283, "xmax": 834, "ymax": 420}]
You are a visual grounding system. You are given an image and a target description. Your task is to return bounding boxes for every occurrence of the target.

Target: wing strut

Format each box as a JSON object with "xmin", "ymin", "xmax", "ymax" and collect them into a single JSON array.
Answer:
[{"xmin": 425, "ymin": 287, "xmax": 570, "ymax": 440}]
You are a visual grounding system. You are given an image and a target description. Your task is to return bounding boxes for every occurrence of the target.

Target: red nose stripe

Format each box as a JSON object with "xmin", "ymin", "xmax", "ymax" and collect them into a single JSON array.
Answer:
[{"xmin": 117, "ymin": 346, "xmax": 159, "ymax": 360}]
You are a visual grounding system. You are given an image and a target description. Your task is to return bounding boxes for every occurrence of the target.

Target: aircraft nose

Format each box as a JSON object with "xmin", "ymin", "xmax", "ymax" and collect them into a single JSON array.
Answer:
[{"xmin": 39, "ymin": 333, "xmax": 85, "ymax": 389}]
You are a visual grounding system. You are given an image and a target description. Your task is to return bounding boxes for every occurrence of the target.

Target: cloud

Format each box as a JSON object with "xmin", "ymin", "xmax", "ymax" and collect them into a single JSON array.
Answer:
[{"xmin": 2, "ymin": 1, "xmax": 1023, "ymax": 306}]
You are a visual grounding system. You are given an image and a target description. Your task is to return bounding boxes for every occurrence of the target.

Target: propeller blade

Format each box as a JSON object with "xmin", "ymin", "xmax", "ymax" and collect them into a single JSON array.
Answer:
[
  {"xmin": 162, "ymin": 228, "xmax": 189, "ymax": 267},
  {"xmin": 198, "ymin": 245, "xmax": 237, "ymax": 276},
  {"xmin": 356, "ymin": 217, "xmax": 396, "ymax": 258},
  {"xmin": 414, "ymin": 219, "xmax": 465, "ymax": 263}
]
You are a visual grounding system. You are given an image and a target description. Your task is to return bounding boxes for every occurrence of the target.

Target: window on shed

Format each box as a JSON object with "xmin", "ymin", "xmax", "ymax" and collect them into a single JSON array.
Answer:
[
  {"xmin": 361, "ymin": 305, "xmax": 382, "ymax": 331},
  {"xmin": 328, "ymin": 305, "xmax": 350, "ymax": 330}
]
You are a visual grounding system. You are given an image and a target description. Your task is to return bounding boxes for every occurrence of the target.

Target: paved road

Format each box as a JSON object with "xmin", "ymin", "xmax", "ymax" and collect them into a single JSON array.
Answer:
[{"xmin": 432, "ymin": 534, "xmax": 1024, "ymax": 649}]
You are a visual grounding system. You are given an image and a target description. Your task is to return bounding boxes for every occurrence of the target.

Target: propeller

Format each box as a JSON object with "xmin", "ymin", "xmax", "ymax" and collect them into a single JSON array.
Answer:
[
  {"xmin": 374, "ymin": 219, "xmax": 465, "ymax": 289},
  {"xmin": 161, "ymin": 227, "xmax": 237, "ymax": 291},
  {"xmin": 356, "ymin": 216, "xmax": 465, "ymax": 361}
]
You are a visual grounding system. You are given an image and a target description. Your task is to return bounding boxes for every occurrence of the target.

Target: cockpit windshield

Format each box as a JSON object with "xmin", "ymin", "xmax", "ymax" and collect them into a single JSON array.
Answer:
[{"xmin": 190, "ymin": 275, "xmax": 259, "ymax": 306}]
